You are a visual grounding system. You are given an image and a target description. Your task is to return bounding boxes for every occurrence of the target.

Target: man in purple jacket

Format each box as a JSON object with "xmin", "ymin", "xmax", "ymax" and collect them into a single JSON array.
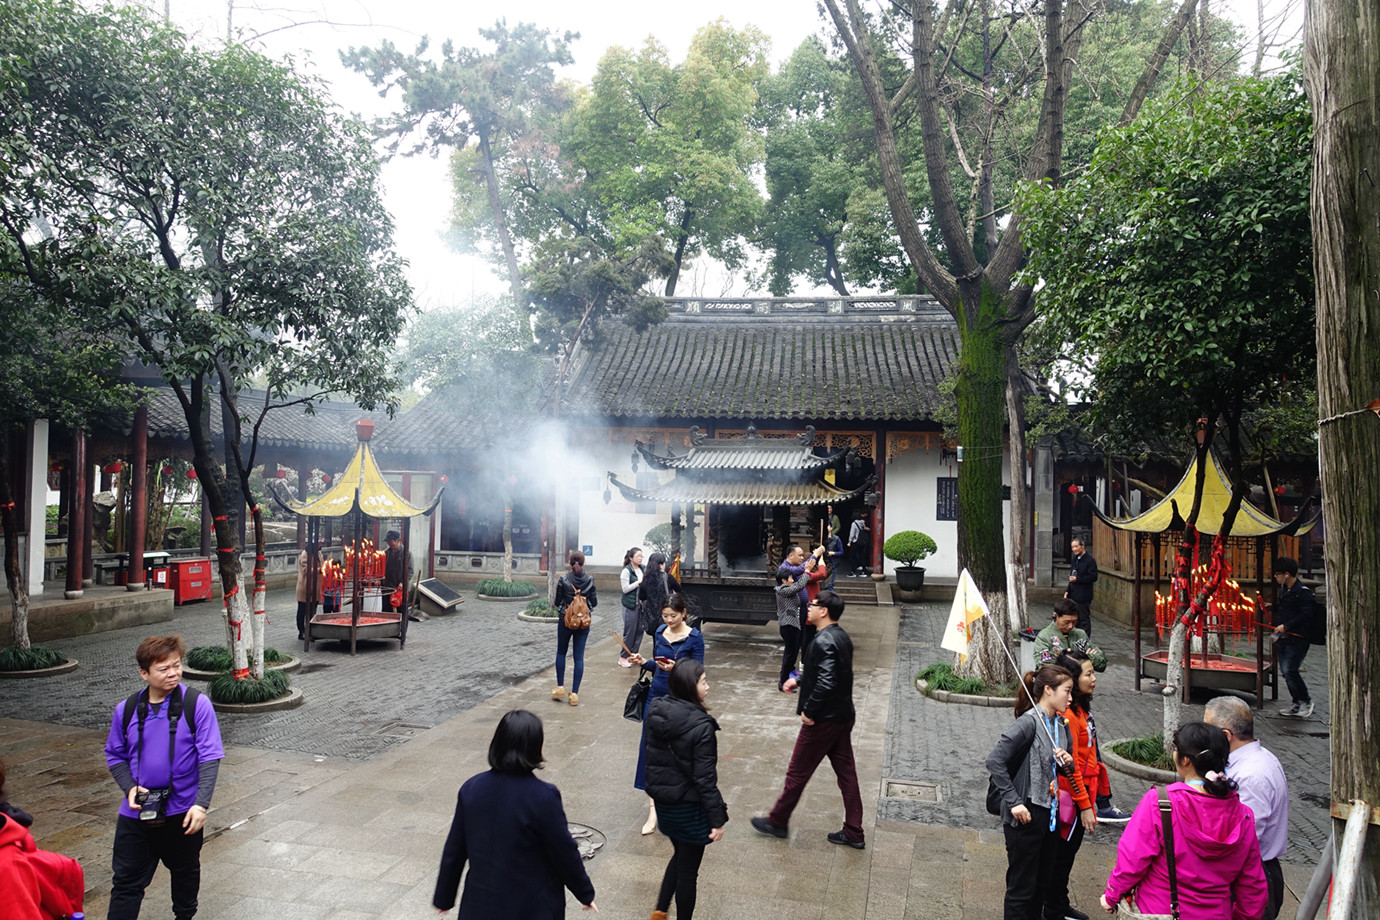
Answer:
[{"xmin": 105, "ymin": 635, "xmax": 224, "ymax": 920}]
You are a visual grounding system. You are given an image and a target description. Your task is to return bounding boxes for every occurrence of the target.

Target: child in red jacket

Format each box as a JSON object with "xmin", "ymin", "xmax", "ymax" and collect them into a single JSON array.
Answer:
[{"xmin": 1, "ymin": 758, "xmax": 84, "ymax": 920}]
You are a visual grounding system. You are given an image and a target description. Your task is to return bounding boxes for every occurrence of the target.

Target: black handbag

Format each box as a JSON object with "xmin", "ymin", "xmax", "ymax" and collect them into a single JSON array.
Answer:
[{"xmin": 624, "ymin": 670, "xmax": 653, "ymax": 722}]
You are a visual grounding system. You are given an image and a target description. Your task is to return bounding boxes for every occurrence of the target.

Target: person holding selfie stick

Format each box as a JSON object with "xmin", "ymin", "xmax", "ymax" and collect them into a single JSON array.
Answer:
[{"xmin": 629, "ymin": 593, "xmax": 704, "ymax": 836}]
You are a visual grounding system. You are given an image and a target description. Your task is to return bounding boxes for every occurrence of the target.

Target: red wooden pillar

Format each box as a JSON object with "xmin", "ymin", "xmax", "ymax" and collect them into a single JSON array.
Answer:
[
  {"xmin": 64, "ymin": 428, "xmax": 86, "ymax": 598},
  {"xmin": 870, "ymin": 442, "xmax": 886, "ymax": 575},
  {"xmin": 127, "ymin": 405, "xmax": 148, "ymax": 591},
  {"xmin": 82, "ymin": 457, "xmax": 95, "ymax": 585},
  {"xmin": 296, "ymin": 461, "xmax": 307, "ymax": 549}
]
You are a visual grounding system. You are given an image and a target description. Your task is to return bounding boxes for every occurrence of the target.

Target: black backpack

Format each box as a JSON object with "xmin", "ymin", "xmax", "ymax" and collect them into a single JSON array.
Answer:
[
  {"xmin": 1306, "ymin": 597, "xmax": 1328, "ymax": 646},
  {"xmin": 120, "ymin": 685, "xmax": 201, "ymax": 741}
]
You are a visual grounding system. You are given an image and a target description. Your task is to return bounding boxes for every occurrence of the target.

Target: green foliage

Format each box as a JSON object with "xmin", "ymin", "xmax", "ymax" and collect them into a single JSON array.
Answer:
[
  {"xmin": 917, "ymin": 662, "xmax": 1017, "ymax": 698},
  {"xmin": 643, "ymin": 522, "xmax": 696, "ymax": 563},
  {"xmin": 883, "ymin": 531, "xmax": 938, "ymax": 566},
  {"xmin": 476, "ymin": 579, "xmax": 539, "ymax": 597},
  {"xmin": 1111, "ymin": 733, "xmax": 1175, "ymax": 772},
  {"xmin": 0, "ymin": 0, "xmax": 412, "ymax": 556},
  {"xmin": 208, "ymin": 669, "xmax": 291, "ymax": 705},
  {"xmin": 1020, "ymin": 71, "xmax": 1314, "ymax": 471},
  {"xmin": 0, "ymin": 645, "xmax": 66, "ymax": 671},
  {"xmin": 185, "ymin": 645, "xmax": 287, "ymax": 672},
  {"xmin": 523, "ymin": 597, "xmax": 559, "ymax": 617}
]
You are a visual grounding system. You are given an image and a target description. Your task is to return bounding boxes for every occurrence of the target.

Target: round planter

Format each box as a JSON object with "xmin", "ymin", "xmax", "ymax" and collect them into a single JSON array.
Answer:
[
  {"xmin": 182, "ymin": 655, "xmax": 301, "ymax": 682},
  {"xmin": 210, "ymin": 686, "xmax": 304, "ymax": 714},
  {"xmin": 1102, "ymin": 739, "xmax": 1178, "ymax": 784},
  {"xmin": 477, "ymin": 593, "xmax": 539, "ymax": 602},
  {"xmin": 0, "ymin": 657, "xmax": 79, "ymax": 679},
  {"xmin": 895, "ymin": 566, "xmax": 926, "ymax": 591},
  {"xmin": 896, "ymin": 588, "xmax": 924, "ymax": 604},
  {"xmin": 916, "ymin": 676, "xmax": 1016, "ymax": 708}
]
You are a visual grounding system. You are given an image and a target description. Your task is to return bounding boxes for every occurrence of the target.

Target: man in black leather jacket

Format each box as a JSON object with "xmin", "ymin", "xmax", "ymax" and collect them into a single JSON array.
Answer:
[{"xmin": 750, "ymin": 590, "xmax": 866, "ymax": 848}]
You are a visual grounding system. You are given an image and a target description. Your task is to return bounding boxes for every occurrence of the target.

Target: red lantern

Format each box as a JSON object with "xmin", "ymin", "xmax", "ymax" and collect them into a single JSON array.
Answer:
[
  {"xmin": 1274, "ymin": 485, "xmax": 1285, "ymax": 496},
  {"xmin": 321, "ymin": 474, "xmax": 331, "ymax": 484},
  {"xmin": 161, "ymin": 465, "xmax": 174, "ymax": 476},
  {"xmin": 1067, "ymin": 484, "xmax": 1079, "ymax": 495},
  {"xmin": 103, "ymin": 461, "xmax": 123, "ymax": 475},
  {"xmin": 186, "ymin": 469, "xmax": 198, "ymax": 480},
  {"xmin": 275, "ymin": 469, "xmax": 287, "ymax": 479},
  {"xmin": 439, "ymin": 474, "xmax": 449, "ymax": 485}
]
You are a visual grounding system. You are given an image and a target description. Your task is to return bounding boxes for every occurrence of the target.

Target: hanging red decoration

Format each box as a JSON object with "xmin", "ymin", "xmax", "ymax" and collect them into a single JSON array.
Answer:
[
  {"xmin": 1066, "ymin": 484, "xmax": 1079, "ymax": 495},
  {"xmin": 161, "ymin": 465, "xmax": 174, "ymax": 476},
  {"xmin": 275, "ymin": 469, "xmax": 287, "ymax": 479},
  {"xmin": 321, "ymin": 473, "xmax": 331, "ymax": 484},
  {"xmin": 439, "ymin": 474, "xmax": 449, "ymax": 485},
  {"xmin": 1274, "ymin": 485, "xmax": 1286, "ymax": 495},
  {"xmin": 103, "ymin": 461, "xmax": 123, "ymax": 474},
  {"xmin": 186, "ymin": 469, "xmax": 198, "ymax": 480}
]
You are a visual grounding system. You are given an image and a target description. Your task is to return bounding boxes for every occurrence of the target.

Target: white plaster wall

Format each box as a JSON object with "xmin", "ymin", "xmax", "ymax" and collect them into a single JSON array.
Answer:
[
  {"xmin": 573, "ymin": 439, "xmax": 669, "ymax": 568},
  {"xmin": 880, "ymin": 447, "xmax": 1012, "ymax": 579}
]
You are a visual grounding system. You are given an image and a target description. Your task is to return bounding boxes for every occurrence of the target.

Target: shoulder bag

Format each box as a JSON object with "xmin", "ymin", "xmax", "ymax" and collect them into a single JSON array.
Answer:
[
  {"xmin": 1113, "ymin": 786, "xmax": 1179, "ymax": 920},
  {"xmin": 623, "ymin": 669, "xmax": 653, "ymax": 722}
]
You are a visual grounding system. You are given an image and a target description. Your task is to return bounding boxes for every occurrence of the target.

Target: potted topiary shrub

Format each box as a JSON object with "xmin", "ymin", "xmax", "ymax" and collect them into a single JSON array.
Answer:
[{"xmin": 883, "ymin": 531, "xmax": 938, "ymax": 591}]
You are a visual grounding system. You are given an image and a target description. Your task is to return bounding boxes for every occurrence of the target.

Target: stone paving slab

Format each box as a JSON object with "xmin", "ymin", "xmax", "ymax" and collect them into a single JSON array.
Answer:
[{"xmin": 0, "ymin": 587, "xmax": 1330, "ymax": 918}]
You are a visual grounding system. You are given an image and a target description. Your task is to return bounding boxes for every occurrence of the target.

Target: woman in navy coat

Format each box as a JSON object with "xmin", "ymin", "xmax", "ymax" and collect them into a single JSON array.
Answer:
[{"xmin": 433, "ymin": 710, "xmax": 597, "ymax": 918}]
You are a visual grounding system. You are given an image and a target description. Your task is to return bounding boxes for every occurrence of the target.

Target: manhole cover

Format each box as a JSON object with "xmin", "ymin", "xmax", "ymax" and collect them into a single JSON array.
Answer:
[
  {"xmin": 884, "ymin": 780, "xmax": 941, "ymax": 802},
  {"xmin": 568, "ymin": 823, "xmax": 607, "ymax": 860},
  {"xmin": 373, "ymin": 721, "xmax": 429, "ymax": 737}
]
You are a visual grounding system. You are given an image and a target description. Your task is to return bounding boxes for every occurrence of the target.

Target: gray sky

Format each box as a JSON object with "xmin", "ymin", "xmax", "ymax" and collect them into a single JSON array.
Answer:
[{"xmin": 161, "ymin": 0, "xmax": 1303, "ymax": 309}]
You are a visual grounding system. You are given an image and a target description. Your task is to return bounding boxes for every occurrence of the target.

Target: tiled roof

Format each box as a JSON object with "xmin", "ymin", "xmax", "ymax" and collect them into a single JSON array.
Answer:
[
  {"xmin": 560, "ymin": 297, "xmax": 958, "ymax": 421},
  {"xmin": 370, "ymin": 391, "xmax": 478, "ymax": 457},
  {"xmin": 608, "ymin": 472, "xmax": 871, "ymax": 506},
  {"xmin": 637, "ymin": 432, "xmax": 842, "ymax": 471}
]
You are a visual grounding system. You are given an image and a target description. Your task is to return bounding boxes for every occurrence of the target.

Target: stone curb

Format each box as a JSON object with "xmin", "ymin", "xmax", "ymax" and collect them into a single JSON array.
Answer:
[
  {"xmin": 0, "ymin": 657, "xmax": 79, "ymax": 679},
  {"xmin": 210, "ymin": 686, "xmax": 304, "ymax": 714},
  {"xmin": 477, "ymin": 593, "xmax": 539, "ymax": 602},
  {"xmin": 1103, "ymin": 738, "xmax": 1178, "ymax": 784},
  {"xmin": 916, "ymin": 676, "xmax": 1016, "ymax": 708},
  {"xmin": 182, "ymin": 655, "xmax": 301, "ymax": 682}
]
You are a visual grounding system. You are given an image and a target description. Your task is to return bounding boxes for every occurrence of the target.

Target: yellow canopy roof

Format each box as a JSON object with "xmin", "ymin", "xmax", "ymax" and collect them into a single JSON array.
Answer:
[
  {"xmin": 1092, "ymin": 450, "xmax": 1315, "ymax": 537},
  {"xmin": 273, "ymin": 426, "xmax": 440, "ymax": 519}
]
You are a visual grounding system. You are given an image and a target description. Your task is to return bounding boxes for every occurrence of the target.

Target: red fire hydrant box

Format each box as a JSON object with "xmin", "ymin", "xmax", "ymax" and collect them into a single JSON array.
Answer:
[{"xmin": 170, "ymin": 558, "xmax": 214, "ymax": 606}]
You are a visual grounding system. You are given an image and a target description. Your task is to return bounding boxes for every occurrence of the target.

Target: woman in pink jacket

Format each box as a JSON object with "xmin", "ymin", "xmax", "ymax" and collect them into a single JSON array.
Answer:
[{"xmin": 1100, "ymin": 721, "xmax": 1266, "ymax": 920}]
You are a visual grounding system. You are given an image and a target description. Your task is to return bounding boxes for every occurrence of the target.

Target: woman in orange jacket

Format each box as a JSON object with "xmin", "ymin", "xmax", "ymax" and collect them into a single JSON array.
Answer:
[{"xmin": 1047, "ymin": 649, "xmax": 1106, "ymax": 920}]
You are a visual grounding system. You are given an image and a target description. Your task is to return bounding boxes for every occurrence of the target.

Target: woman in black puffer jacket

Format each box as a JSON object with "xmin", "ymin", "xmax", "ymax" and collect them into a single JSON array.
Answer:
[{"xmin": 644, "ymin": 659, "xmax": 728, "ymax": 920}]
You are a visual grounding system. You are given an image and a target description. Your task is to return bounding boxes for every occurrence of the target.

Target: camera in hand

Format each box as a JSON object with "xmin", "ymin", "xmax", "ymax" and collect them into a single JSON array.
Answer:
[{"xmin": 136, "ymin": 787, "xmax": 169, "ymax": 823}]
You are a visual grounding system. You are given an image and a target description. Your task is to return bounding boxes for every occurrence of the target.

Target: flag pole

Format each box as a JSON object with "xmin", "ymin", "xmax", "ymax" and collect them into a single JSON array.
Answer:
[{"xmin": 990, "ymin": 615, "xmax": 1061, "ymax": 748}]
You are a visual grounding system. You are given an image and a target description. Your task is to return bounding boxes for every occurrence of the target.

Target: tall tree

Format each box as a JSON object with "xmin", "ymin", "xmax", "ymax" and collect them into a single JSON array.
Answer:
[
  {"xmin": 822, "ymin": 0, "xmax": 1204, "ymax": 680},
  {"xmin": 0, "ymin": 285, "xmax": 135, "ymax": 655},
  {"xmin": 344, "ymin": 21, "xmax": 577, "ymax": 305},
  {"xmin": 0, "ymin": 0, "xmax": 411, "ymax": 680},
  {"xmin": 567, "ymin": 21, "xmax": 770, "ymax": 294},
  {"xmin": 1305, "ymin": 0, "xmax": 1380, "ymax": 905}
]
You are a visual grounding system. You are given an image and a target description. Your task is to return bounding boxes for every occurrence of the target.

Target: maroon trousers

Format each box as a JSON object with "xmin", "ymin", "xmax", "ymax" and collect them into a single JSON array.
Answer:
[{"xmin": 767, "ymin": 717, "xmax": 865, "ymax": 842}]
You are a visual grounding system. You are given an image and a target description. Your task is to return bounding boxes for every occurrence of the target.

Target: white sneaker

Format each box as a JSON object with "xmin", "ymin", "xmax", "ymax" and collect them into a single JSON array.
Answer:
[
  {"xmin": 618, "ymin": 658, "xmax": 633, "ymax": 668},
  {"xmin": 1280, "ymin": 701, "xmax": 1301, "ymax": 716},
  {"xmin": 1298, "ymin": 701, "xmax": 1314, "ymax": 718}
]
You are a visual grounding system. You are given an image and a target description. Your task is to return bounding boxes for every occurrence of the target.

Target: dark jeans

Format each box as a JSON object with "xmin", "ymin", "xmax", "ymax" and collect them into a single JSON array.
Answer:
[
  {"xmin": 296, "ymin": 601, "xmax": 309, "ymax": 635},
  {"xmin": 109, "ymin": 813, "xmax": 204, "ymax": 920},
  {"xmin": 779, "ymin": 624, "xmax": 801, "ymax": 689},
  {"xmin": 1045, "ymin": 821, "xmax": 1085, "ymax": 919},
  {"xmin": 655, "ymin": 839, "xmax": 706, "ymax": 919},
  {"xmin": 1262, "ymin": 857, "xmax": 1284, "ymax": 920},
  {"xmin": 767, "ymin": 718, "xmax": 864, "ymax": 842},
  {"xmin": 555, "ymin": 621, "xmax": 589, "ymax": 692},
  {"xmin": 1073, "ymin": 599, "xmax": 1092, "ymax": 635},
  {"xmin": 1277, "ymin": 637, "xmax": 1310, "ymax": 703},
  {"xmin": 1003, "ymin": 804, "xmax": 1057, "ymax": 920}
]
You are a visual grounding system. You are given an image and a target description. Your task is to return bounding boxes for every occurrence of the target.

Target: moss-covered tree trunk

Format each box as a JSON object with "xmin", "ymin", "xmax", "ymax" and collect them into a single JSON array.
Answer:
[
  {"xmin": 0, "ymin": 435, "xmax": 31, "ymax": 651},
  {"xmin": 953, "ymin": 281, "xmax": 1012, "ymax": 683}
]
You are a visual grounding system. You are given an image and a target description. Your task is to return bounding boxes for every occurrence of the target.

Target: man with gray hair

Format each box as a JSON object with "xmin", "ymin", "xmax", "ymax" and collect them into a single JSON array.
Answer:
[{"xmin": 1205, "ymin": 696, "xmax": 1288, "ymax": 920}]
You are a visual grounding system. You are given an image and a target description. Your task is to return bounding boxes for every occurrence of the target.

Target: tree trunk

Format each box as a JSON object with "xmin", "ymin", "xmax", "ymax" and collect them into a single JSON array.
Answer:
[
  {"xmin": 1120, "ymin": 0, "xmax": 1201, "ymax": 126},
  {"xmin": 1004, "ymin": 354, "xmax": 1030, "ymax": 631},
  {"xmin": 249, "ymin": 502, "xmax": 266, "ymax": 680},
  {"xmin": 953, "ymin": 280, "xmax": 1012, "ymax": 683},
  {"xmin": 502, "ymin": 480, "xmax": 514, "ymax": 583},
  {"xmin": 664, "ymin": 207, "xmax": 694, "ymax": 297},
  {"xmin": 0, "ymin": 434, "xmax": 31, "ymax": 651},
  {"xmin": 478, "ymin": 127, "xmax": 524, "ymax": 308},
  {"xmin": 1306, "ymin": 0, "xmax": 1380, "ymax": 904},
  {"xmin": 821, "ymin": 236, "xmax": 849, "ymax": 296}
]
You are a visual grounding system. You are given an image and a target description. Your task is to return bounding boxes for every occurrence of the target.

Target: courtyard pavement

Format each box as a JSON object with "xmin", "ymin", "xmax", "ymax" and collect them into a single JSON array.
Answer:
[{"xmin": 0, "ymin": 588, "xmax": 1327, "ymax": 919}]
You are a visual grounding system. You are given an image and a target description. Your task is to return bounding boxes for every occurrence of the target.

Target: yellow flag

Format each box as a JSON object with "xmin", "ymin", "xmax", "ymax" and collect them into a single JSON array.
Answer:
[{"xmin": 940, "ymin": 569, "xmax": 990, "ymax": 662}]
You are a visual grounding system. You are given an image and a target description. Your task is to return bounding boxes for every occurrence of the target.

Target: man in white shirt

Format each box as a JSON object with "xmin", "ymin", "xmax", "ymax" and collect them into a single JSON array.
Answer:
[{"xmin": 1206, "ymin": 696, "xmax": 1289, "ymax": 920}]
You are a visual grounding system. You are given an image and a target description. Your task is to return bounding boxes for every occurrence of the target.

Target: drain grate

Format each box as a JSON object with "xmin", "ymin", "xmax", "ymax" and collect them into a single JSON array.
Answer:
[{"xmin": 884, "ymin": 779, "xmax": 941, "ymax": 802}]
